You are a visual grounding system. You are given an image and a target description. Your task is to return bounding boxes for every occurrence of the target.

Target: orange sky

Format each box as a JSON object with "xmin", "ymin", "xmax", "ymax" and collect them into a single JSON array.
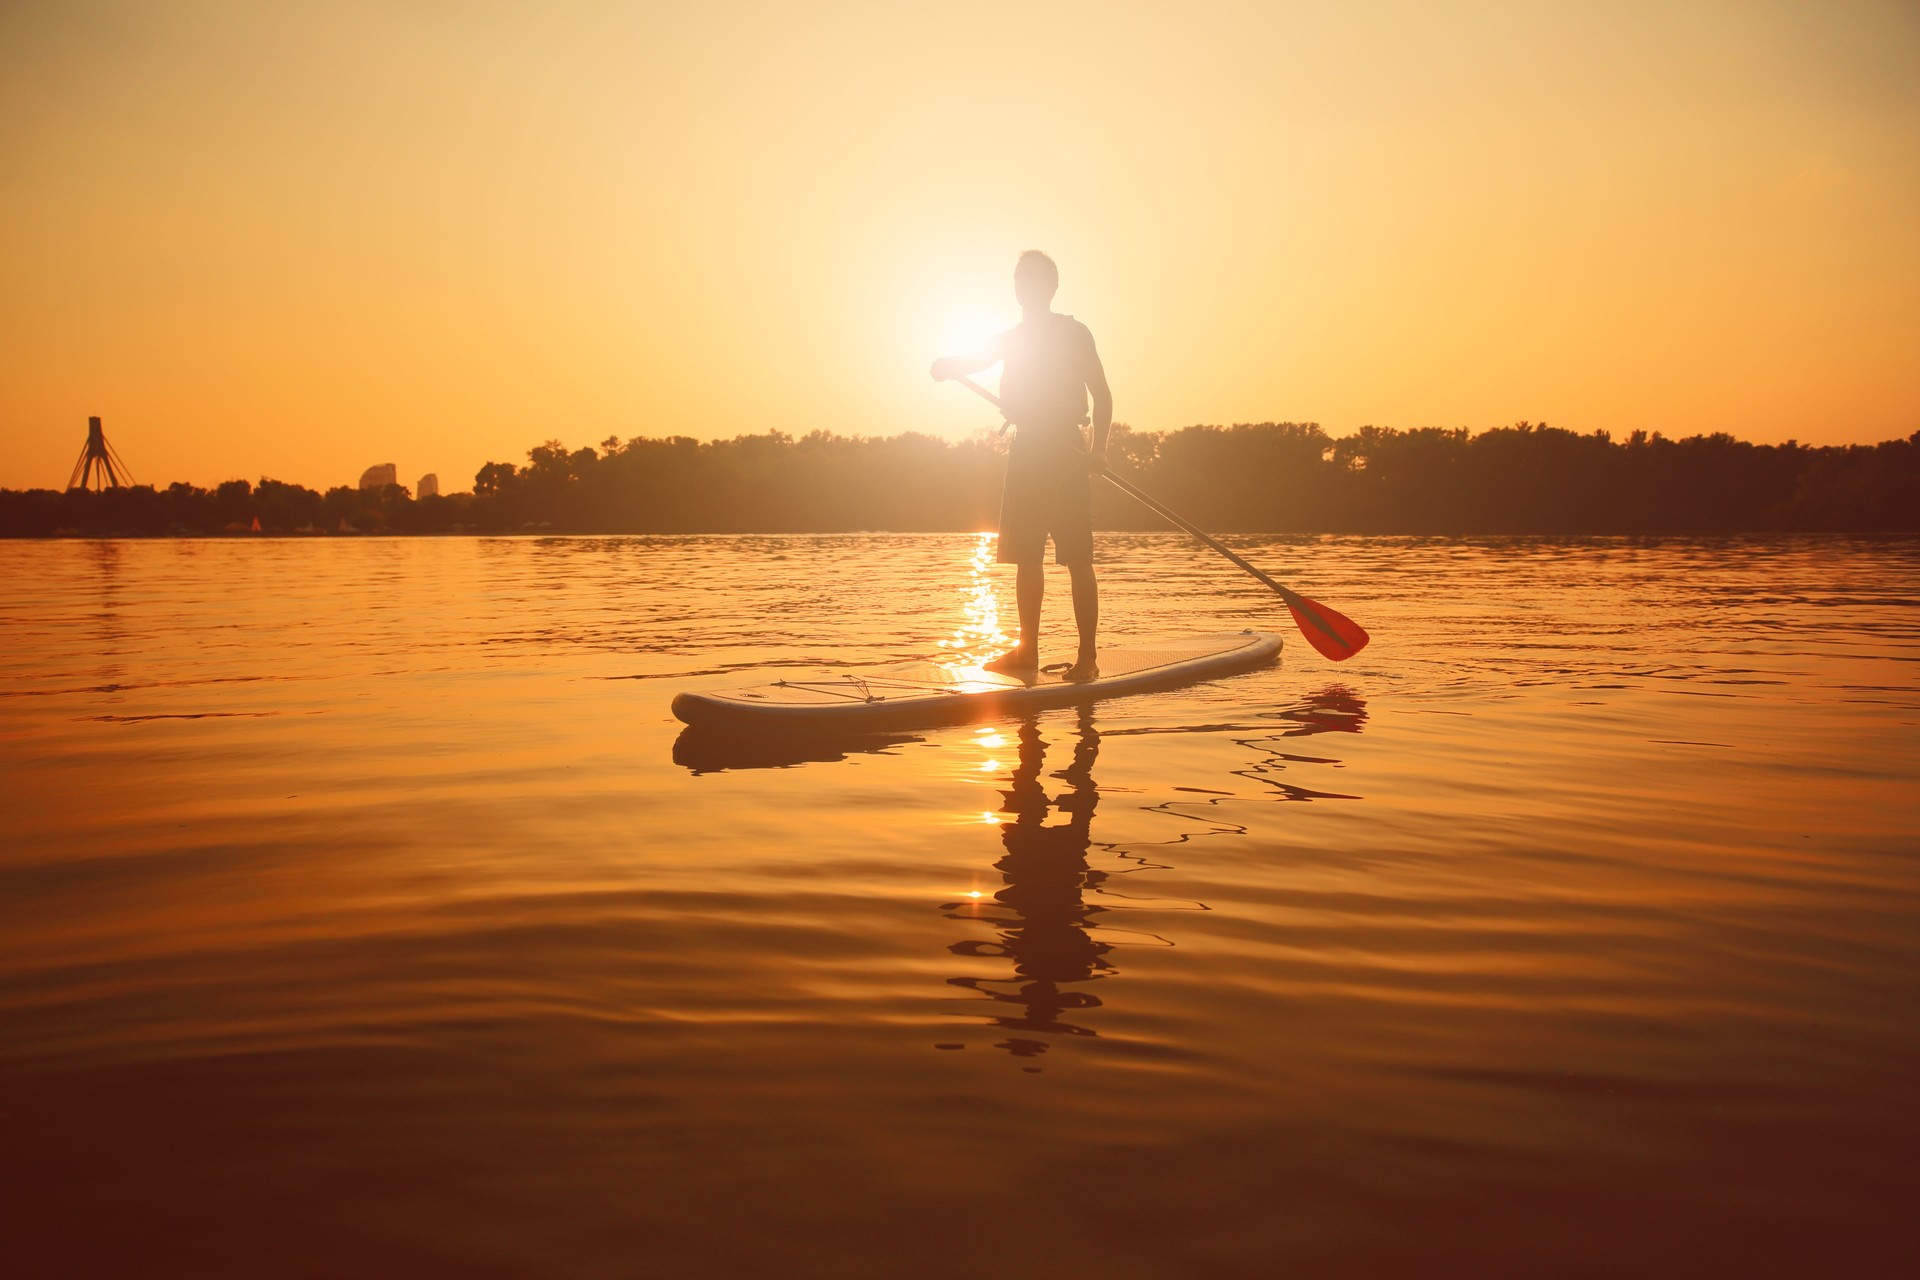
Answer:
[{"xmin": 3, "ymin": 0, "xmax": 1917, "ymax": 492}]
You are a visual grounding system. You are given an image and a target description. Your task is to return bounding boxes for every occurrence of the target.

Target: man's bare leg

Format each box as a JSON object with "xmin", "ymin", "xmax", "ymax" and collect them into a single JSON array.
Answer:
[
  {"xmin": 984, "ymin": 561, "xmax": 1044, "ymax": 672},
  {"xmin": 1064, "ymin": 561, "xmax": 1098, "ymax": 680}
]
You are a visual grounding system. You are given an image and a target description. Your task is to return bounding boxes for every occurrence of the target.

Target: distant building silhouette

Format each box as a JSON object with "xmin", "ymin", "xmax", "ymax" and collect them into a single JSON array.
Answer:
[
  {"xmin": 358, "ymin": 463, "xmax": 397, "ymax": 490},
  {"xmin": 416, "ymin": 473, "xmax": 439, "ymax": 499},
  {"xmin": 68, "ymin": 416, "xmax": 133, "ymax": 491}
]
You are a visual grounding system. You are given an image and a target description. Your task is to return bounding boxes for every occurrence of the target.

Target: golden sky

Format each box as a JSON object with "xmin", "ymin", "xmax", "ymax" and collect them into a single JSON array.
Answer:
[{"xmin": 4, "ymin": 0, "xmax": 1917, "ymax": 492}]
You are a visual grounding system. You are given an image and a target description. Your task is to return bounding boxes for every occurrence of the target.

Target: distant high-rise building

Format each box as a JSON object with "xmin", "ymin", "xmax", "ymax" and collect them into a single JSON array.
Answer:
[
  {"xmin": 358, "ymin": 463, "xmax": 397, "ymax": 490},
  {"xmin": 416, "ymin": 473, "xmax": 439, "ymax": 499}
]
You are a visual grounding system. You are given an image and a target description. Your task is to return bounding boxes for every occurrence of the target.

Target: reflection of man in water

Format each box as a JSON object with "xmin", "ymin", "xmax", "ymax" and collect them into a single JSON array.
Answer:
[
  {"xmin": 947, "ymin": 711, "xmax": 1112, "ymax": 1057},
  {"xmin": 931, "ymin": 251, "xmax": 1113, "ymax": 680}
]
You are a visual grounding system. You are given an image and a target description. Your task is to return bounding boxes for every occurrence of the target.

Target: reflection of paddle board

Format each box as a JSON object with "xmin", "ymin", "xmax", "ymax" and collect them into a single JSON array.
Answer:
[{"xmin": 670, "ymin": 631, "xmax": 1284, "ymax": 733}]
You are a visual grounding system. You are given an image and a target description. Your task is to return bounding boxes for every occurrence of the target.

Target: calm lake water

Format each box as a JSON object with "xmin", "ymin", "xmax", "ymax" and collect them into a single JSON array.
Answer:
[{"xmin": 3, "ymin": 533, "xmax": 1917, "ymax": 1278}]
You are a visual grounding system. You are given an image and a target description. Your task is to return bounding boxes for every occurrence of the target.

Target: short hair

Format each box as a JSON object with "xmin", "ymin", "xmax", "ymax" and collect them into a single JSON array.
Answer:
[{"xmin": 1014, "ymin": 249, "xmax": 1058, "ymax": 294}]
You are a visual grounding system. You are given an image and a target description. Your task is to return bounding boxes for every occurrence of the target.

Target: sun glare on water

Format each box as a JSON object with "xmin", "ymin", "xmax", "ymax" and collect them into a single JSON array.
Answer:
[{"xmin": 935, "ymin": 533, "xmax": 1012, "ymax": 670}]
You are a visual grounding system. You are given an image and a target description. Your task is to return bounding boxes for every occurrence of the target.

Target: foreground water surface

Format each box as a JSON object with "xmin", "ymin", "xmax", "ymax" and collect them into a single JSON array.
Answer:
[{"xmin": 3, "ymin": 533, "xmax": 1916, "ymax": 1278}]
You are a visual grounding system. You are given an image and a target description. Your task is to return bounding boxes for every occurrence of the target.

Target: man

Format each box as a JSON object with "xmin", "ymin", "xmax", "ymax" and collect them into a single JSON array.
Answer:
[{"xmin": 930, "ymin": 250, "xmax": 1112, "ymax": 679}]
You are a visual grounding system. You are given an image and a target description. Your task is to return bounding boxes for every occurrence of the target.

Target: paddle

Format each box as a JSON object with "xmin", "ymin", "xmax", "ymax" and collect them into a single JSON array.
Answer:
[{"xmin": 946, "ymin": 374, "xmax": 1370, "ymax": 662}]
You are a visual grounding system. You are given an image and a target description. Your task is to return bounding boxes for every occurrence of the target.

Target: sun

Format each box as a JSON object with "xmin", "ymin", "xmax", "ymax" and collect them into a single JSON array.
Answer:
[{"xmin": 940, "ymin": 310, "xmax": 1006, "ymax": 362}]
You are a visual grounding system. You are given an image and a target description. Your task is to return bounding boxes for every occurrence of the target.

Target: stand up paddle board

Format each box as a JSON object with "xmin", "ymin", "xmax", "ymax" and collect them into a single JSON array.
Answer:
[{"xmin": 671, "ymin": 630, "xmax": 1283, "ymax": 733}]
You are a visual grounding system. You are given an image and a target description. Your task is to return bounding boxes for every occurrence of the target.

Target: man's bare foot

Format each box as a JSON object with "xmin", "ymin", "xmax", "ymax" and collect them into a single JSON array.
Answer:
[
  {"xmin": 1061, "ymin": 656, "xmax": 1099, "ymax": 682},
  {"xmin": 983, "ymin": 648, "xmax": 1038, "ymax": 674}
]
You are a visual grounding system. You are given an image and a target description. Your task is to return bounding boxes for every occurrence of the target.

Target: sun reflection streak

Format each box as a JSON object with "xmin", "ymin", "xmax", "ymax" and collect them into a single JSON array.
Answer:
[{"xmin": 935, "ymin": 532, "xmax": 1011, "ymax": 670}]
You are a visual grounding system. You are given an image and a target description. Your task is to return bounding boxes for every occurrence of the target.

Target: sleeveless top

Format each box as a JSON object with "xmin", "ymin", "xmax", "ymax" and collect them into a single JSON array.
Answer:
[{"xmin": 993, "ymin": 313, "xmax": 1094, "ymax": 432}]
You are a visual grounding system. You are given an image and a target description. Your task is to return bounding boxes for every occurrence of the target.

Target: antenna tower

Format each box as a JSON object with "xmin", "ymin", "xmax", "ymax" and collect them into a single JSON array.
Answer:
[{"xmin": 68, "ymin": 416, "xmax": 135, "ymax": 491}]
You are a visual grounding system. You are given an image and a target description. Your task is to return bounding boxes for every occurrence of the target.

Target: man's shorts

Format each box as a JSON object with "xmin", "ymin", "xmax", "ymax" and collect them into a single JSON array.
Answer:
[{"xmin": 996, "ymin": 428, "xmax": 1094, "ymax": 567}]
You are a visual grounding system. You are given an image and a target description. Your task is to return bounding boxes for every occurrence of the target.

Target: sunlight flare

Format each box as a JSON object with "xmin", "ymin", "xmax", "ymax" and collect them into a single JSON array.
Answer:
[
  {"xmin": 940, "ymin": 311, "xmax": 1003, "ymax": 364},
  {"xmin": 934, "ymin": 532, "xmax": 1013, "ymax": 669}
]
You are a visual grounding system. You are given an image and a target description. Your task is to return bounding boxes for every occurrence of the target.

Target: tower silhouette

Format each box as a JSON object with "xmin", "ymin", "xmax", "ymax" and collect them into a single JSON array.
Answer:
[{"xmin": 68, "ymin": 416, "xmax": 134, "ymax": 491}]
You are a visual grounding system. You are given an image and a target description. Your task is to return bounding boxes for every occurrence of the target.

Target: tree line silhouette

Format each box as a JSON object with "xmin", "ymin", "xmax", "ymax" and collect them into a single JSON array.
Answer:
[{"xmin": 5, "ymin": 422, "xmax": 1915, "ymax": 537}]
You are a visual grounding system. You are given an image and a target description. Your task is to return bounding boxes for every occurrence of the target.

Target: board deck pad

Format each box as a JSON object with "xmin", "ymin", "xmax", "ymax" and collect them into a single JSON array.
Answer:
[{"xmin": 670, "ymin": 630, "xmax": 1284, "ymax": 734}]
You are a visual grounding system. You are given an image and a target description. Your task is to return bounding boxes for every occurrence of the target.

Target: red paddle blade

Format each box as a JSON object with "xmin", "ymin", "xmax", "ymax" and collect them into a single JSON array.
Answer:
[{"xmin": 1287, "ymin": 594, "xmax": 1370, "ymax": 662}]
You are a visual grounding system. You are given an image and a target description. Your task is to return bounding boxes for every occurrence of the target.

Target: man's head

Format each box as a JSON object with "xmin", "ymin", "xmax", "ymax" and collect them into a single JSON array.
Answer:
[{"xmin": 1013, "ymin": 250, "xmax": 1058, "ymax": 311}]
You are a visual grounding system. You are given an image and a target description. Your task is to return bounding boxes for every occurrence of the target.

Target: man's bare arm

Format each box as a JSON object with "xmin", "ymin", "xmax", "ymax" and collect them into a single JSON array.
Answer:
[
  {"xmin": 929, "ymin": 350, "xmax": 1000, "ymax": 381},
  {"xmin": 1085, "ymin": 340, "xmax": 1113, "ymax": 463}
]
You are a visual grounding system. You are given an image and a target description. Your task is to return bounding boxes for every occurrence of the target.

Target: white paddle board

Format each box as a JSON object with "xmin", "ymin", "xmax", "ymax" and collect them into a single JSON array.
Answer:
[{"xmin": 671, "ymin": 630, "xmax": 1284, "ymax": 733}]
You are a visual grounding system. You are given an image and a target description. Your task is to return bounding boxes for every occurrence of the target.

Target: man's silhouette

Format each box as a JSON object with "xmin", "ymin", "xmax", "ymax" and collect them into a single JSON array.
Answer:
[{"xmin": 932, "ymin": 251, "xmax": 1112, "ymax": 679}]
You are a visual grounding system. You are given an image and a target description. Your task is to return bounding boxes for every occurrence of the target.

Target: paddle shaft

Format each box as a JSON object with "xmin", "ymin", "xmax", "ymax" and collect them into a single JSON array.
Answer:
[
  {"xmin": 1099, "ymin": 469, "xmax": 1307, "ymax": 608},
  {"xmin": 950, "ymin": 375, "xmax": 1307, "ymax": 610}
]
